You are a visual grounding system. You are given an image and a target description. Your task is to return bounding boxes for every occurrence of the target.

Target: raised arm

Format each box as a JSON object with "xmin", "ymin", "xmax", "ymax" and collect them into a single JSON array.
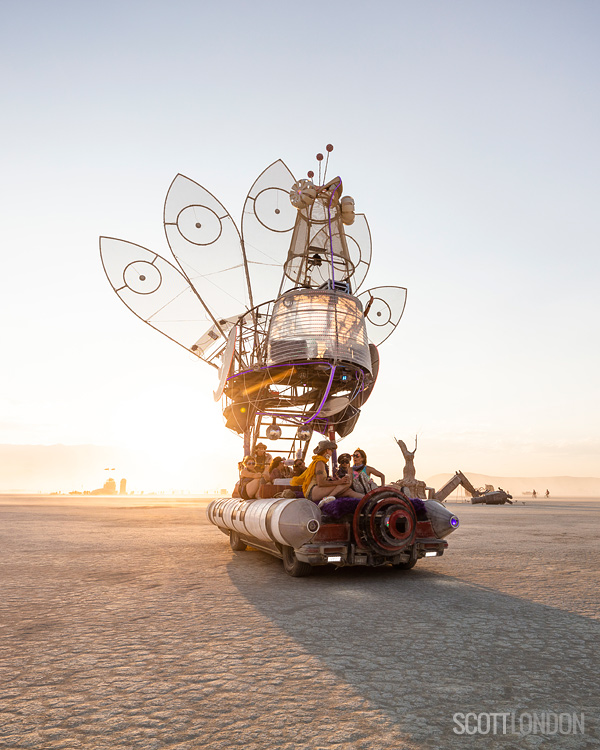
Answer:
[{"xmin": 366, "ymin": 464, "xmax": 386, "ymax": 486}]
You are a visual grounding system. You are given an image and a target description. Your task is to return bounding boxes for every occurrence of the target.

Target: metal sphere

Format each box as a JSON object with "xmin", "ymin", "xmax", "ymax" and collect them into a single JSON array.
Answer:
[
  {"xmin": 296, "ymin": 426, "xmax": 312, "ymax": 442},
  {"xmin": 266, "ymin": 423, "xmax": 282, "ymax": 440}
]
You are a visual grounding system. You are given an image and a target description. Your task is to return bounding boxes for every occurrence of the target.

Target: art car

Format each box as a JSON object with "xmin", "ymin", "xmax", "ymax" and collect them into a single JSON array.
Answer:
[{"xmin": 99, "ymin": 146, "xmax": 459, "ymax": 576}]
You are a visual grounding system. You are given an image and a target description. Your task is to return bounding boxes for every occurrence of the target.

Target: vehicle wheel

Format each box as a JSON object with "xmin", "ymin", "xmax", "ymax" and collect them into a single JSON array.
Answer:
[
  {"xmin": 282, "ymin": 546, "xmax": 312, "ymax": 577},
  {"xmin": 392, "ymin": 546, "xmax": 418, "ymax": 570},
  {"xmin": 229, "ymin": 531, "xmax": 247, "ymax": 551},
  {"xmin": 392, "ymin": 558, "xmax": 417, "ymax": 570}
]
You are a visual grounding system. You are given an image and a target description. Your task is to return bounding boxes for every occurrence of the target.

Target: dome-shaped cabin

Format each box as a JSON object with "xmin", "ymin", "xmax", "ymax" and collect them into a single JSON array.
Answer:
[{"xmin": 266, "ymin": 289, "xmax": 372, "ymax": 373}]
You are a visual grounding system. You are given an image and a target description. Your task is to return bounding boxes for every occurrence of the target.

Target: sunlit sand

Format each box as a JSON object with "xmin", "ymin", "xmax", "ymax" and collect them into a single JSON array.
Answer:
[{"xmin": 1, "ymin": 494, "xmax": 597, "ymax": 748}]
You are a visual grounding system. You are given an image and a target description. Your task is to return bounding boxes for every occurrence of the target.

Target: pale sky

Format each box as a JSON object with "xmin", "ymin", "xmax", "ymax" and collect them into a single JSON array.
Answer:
[{"xmin": 1, "ymin": 0, "xmax": 598, "ymax": 492}]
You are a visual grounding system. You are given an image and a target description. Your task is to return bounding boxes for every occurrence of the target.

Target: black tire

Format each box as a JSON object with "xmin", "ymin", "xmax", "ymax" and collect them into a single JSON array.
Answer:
[
  {"xmin": 229, "ymin": 531, "xmax": 247, "ymax": 551},
  {"xmin": 392, "ymin": 558, "xmax": 418, "ymax": 570},
  {"xmin": 282, "ymin": 546, "xmax": 312, "ymax": 577},
  {"xmin": 392, "ymin": 546, "xmax": 418, "ymax": 570}
]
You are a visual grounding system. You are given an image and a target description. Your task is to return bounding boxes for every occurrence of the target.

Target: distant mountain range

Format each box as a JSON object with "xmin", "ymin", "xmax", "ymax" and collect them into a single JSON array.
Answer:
[{"xmin": 426, "ymin": 472, "xmax": 600, "ymax": 497}]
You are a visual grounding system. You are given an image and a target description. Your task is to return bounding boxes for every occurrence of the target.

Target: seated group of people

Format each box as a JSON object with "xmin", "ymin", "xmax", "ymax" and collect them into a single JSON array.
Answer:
[
  {"xmin": 237, "ymin": 443, "xmax": 307, "ymax": 501},
  {"xmin": 237, "ymin": 440, "xmax": 385, "ymax": 503}
]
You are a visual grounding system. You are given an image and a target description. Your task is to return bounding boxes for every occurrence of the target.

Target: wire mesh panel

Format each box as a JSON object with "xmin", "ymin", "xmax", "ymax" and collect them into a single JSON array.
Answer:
[
  {"xmin": 241, "ymin": 160, "xmax": 297, "ymax": 306},
  {"xmin": 357, "ymin": 285, "xmax": 408, "ymax": 346},
  {"xmin": 283, "ymin": 205, "xmax": 356, "ymax": 289},
  {"xmin": 100, "ymin": 237, "xmax": 224, "ymax": 362},
  {"xmin": 163, "ymin": 174, "xmax": 251, "ymax": 326},
  {"xmin": 267, "ymin": 290, "xmax": 372, "ymax": 372}
]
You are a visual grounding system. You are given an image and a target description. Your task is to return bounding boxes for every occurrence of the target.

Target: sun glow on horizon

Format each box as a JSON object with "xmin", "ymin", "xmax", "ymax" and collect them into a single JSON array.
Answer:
[{"xmin": 0, "ymin": 2, "xmax": 598, "ymax": 491}]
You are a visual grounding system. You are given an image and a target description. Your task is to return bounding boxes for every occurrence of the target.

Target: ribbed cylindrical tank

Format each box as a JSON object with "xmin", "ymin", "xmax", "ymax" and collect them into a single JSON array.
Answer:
[
  {"xmin": 353, "ymin": 488, "xmax": 417, "ymax": 555},
  {"xmin": 207, "ymin": 496, "xmax": 321, "ymax": 549},
  {"xmin": 267, "ymin": 289, "xmax": 372, "ymax": 372},
  {"xmin": 423, "ymin": 499, "xmax": 460, "ymax": 538}
]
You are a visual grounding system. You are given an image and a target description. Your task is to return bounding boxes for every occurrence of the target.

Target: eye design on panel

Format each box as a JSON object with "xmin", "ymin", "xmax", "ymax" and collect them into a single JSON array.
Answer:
[
  {"xmin": 175, "ymin": 204, "xmax": 223, "ymax": 246},
  {"xmin": 366, "ymin": 296, "xmax": 392, "ymax": 326},
  {"xmin": 358, "ymin": 286, "xmax": 408, "ymax": 347},
  {"xmin": 163, "ymin": 173, "xmax": 251, "ymax": 326},
  {"xmin": 253, "ymin": 187, "xmax": 297, "ymax": 232},
  {"xmin": 122, "ymin": 260, "xmax": 162, "ymax": 294},
  {"xmin": 100, "ymin": 236, "xmax": 224, "ymax": 363},
  {"xmin": 240, "ymin": 160, "xmax": 298, "ymax": 306}
]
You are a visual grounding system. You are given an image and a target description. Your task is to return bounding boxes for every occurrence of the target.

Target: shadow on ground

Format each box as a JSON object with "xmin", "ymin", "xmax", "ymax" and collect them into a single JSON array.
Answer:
[{"xmin": 226, "ymin": 549, "xmax": 599, "ymax": 747}]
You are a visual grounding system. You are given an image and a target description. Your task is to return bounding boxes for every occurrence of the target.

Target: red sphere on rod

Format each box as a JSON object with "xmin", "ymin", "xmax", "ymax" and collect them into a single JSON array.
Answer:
[
  {"xmin": 316, "ymin": 153, "xmax": 323, "ymax": 161},
  {"xmin": 326, "ymin": 144, "xmax": 334, "ymax": 152}
]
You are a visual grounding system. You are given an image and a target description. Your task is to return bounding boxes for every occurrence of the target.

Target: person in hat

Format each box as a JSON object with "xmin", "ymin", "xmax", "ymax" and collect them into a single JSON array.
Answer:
[
  {"xmin": 290, "ymin": 440, "xmax": 364, "ymax": 503},
  {"xmin": 292, "ymin": 457, "xmax": 306, "ymax": 477},
  {"xmin": 252, "ymin": 443, "xmax": 272, "ymax": 474},
  {"xmin": 335, "ymin": 453, "xmax": 352, "ymax": 479}
]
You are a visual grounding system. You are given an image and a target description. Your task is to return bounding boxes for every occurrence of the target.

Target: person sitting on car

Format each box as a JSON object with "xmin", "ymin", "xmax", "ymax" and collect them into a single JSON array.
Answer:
[
  {"xmin": 267, "ymin": 456, "xmax": 288, "ymax": 481},
  {"xmin": 252, "ymin": 443, "xmax": 272, "ymax": 474},
  {"xmin": 291, "ymin": 440, "xmax": 364, "ymax": 503},
  {"xmin": 336, "ymin": 453, "xmax": 352, "ymax": 479},
  {"xmin": 350, "ymin": 448, "xmax": 386, "ymax": 493},
  {"xmin": 292, "ymin": 458, "xmax": 306, "ymax": 477},
  {"xmin": 239, "ymin": 456, "xmax": 269, "ymax": 500}
]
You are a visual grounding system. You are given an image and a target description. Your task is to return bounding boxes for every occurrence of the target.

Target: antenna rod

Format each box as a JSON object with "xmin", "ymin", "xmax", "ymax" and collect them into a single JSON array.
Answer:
[{"xmin": 323, "ymin": 143, "xmax": 333, "ymax": 182}]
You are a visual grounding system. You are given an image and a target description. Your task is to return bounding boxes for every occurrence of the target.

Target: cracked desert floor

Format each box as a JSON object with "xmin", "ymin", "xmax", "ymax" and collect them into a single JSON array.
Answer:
[{"xmin": 0, "ymin": 494, "xmax": 598, "ymax": 749}]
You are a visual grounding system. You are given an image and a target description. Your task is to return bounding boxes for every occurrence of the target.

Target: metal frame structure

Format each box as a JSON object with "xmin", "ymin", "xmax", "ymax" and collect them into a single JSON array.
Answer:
[{"xmin": 99, "ymin": 154, "xmax": 407, "ymax": 461}]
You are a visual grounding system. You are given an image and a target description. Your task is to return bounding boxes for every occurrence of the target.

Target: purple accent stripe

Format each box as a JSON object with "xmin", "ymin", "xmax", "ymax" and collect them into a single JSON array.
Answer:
[
  {"xmin": 305, "ymin": 364, "xmax": 336, "ymax": 424},
  {"xmin": 327, "ymin": 177, "xmax": 342, "ymax": 284},
  {"xmin": 257, "ymin": 365, "xmax": 336, "ymax": 427}
]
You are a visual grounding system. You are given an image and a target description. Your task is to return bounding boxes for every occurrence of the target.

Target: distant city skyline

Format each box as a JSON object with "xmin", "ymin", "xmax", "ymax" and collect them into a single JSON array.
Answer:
[{"xmin": 1, "ymin": 1, "xmax": 598, "ymax": 491}]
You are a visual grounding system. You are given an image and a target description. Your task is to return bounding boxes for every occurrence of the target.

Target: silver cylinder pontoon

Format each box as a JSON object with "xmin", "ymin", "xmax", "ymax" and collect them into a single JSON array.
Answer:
[{"xmin": 207, "ymin": 496, "xmax": 321, "ymax": 549}]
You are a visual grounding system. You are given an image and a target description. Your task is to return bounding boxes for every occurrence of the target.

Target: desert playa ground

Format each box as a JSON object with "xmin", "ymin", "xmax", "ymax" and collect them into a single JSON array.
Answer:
[{"xmin": 1, "ymin": 495, "xmax": 598, "ymax": 749}]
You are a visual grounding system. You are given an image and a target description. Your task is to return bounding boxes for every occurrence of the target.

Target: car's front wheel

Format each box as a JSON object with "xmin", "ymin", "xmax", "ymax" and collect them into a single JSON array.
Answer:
[{"xmin": 229, "ymin": 531, "xmax": 247, "ymax": 551}]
